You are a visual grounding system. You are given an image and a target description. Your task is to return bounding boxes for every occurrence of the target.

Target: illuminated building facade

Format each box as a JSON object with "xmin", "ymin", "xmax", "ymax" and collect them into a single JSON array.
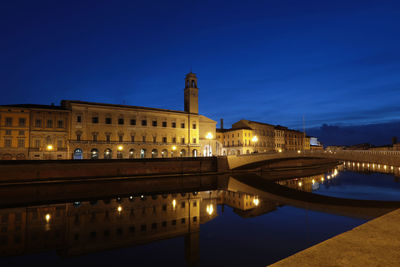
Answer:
[
  {"xmin": 0, "ymin": 73, "xmax": 217, "ymax": 160},
  {"xmin": 217, "ymin": 120, "xmax": 310, "ymax": 155}
]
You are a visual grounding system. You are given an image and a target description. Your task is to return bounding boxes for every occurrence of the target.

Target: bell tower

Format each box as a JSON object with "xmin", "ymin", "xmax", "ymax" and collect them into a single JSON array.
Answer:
[{"xmin": 184, "ymin": 72, "xmax": 199, "ymax": 114}]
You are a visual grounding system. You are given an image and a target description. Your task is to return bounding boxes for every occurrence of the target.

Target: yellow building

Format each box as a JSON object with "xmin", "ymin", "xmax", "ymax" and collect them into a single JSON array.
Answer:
[
  {"xmin": 62, "ymin": 73, "xmax": 215, "ymax": 159},
  {"xmin": 0, "ymin": 106, "xmax": 30, "ymax": 160},
  {"xmin": 28, "ymin": 105, "xmax": 70, "ymax": 160},
  {"xmin": 274, "ymin": 125, "xmax": 286, "ymax": 152},
  {"xmin": 216, "ymin": 127, "xmax": 255, "ymax": 155},
  {"xmin": 216, "ymin": 119, "xmax": 310, "ymax": 155},
  {"xmin": 285, "ymin": 129, "xmax": 305, "ymax": 151},
  {"xmin": 0, "ymin": 73, "xmax": 217, "ymax": 160},
  {"xmin": 0, "ymin": 105, "xmax": 70, "ymax": 160},
  {"xmin": 232, "ymin": 120, "xmax": 276, "ymax": 153}
]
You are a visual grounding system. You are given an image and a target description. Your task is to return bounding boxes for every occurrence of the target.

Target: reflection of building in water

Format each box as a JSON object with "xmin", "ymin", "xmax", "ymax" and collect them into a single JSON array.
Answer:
[
  {"xmin": 0, "ymin": 193, "xmax": 203, "ymax": 258},
  {"xmin": 0, "ymin": 208, "xmax": 26, "ymax": 256},
  {"xmin": 0, "ymin": 204, "xmax": 67, "ymax": 256},
  {"xmin": 0, "ymin": 189, "xmax": 268, "ymax": 261},
  {"xmin": 219, "ymin": 190, "xmax": 259, "ymax": 211},
  {"xmin": 277, "ymin": 168, "xmax": 341, "ymax": 192},
  {"xmin": 233, "ymin": 200, "xmax": 278, "ymax": 218},
  {"xmin": 218, "ymin": 190, "xmax": 279, "ymax": 218},
  {"xmin": 63, "ymin": 193, "xmax": 200, "ymax": 256},
  {"xmin": 26, "ymin": 204, "xmax": 67, "ymax": 254}
]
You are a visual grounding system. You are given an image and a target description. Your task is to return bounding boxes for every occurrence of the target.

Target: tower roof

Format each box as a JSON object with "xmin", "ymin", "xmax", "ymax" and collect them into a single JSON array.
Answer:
[{"xmin": 185, "ymin": 72, "xmax": 197, "ymax": 78}]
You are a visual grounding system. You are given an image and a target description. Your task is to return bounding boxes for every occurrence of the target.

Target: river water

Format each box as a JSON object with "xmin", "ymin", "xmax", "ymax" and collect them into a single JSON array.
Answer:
[{"xmin": 1, "ymin": 163, "xmax": 399, "ymax": 266}]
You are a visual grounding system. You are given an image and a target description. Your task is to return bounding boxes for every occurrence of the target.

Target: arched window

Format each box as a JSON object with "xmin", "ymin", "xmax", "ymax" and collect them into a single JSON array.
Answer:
[
  {"xmin": 161, "ymin": 149, "xmax": 168, "ymax": 158},
  {"xmin": 192, "ymin": 149, "xmax": 198, "ymax": 157},
  {"xmin": 73, "ymin": 148, "xmax": 83, "ymax": 160},
  {"xmin": 151, "ymin": 149, "xmax": 158, "ymax": 158},
  {"xmin": 192, "ymin": 80, "xmax": 196, "ymax": 88},
  {"xmin": 129, "ymin": 149, "xmax": 135, "ymax": 159},
  {"xmin": 117, "ymin": 150, "xmax": 123, "ymax": 159},
  {"xmin": 140, "ymin": 149, "xmax": 146, "ymax": 158},
  {"xmin": 180, "ymin": 149, "xmax": 186, "ymax": 157},
  {"xmin": 104, "ymin": 148, "xmax": 112, "ymax": 159},
  {"xmin": 91, "ymin": 148, "xmax": 99, "ymax": 159}
]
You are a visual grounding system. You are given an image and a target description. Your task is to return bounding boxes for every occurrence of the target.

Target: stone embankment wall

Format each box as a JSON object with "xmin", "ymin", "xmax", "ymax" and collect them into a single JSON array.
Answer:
[
  {"xmin": 0, "ymin": 157, "xmax": 220, "ymax": 182},
  {"xmin": 320, "ymin": 150, "xmax": 400, "ymax": 167}
]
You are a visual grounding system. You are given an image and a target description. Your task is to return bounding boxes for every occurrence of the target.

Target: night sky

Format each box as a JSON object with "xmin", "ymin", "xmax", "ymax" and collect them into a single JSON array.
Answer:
[{"xmin": 1, "ymin": 0, "xmax": 400, "ymax": 131}]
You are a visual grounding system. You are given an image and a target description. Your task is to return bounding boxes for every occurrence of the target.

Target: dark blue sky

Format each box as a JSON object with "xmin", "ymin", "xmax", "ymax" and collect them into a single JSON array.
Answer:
[{"xmin": 1, "ymin": 0, "xmax": 400, "ymax": 129}]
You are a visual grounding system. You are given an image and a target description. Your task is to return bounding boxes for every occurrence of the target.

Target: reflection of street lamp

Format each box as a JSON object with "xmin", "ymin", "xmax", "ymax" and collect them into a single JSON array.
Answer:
[
  {"xmin": 45, "ymin": 213, "xmax": 51, "ymax": 223},
  {"xmin": 206, "ymin": 204, "xmax": 214, "ymax": 215},
  {"xmin": 253, "ymin": 197, "xmax": 260, "ymax": 206},
  {"xmin": 206, "ymin": 132, "xmax": 213, "ymax": 156},
  {"xmin": 251, "ymin": 136, "xmax": 258, "ymax": 153}
]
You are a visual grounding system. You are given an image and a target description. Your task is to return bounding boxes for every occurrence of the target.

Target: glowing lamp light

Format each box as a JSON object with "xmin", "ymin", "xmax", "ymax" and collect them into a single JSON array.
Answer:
[
  {"xmin": 298, "ymin": 181, "xmax": 302, "ymax": 187},
  {"xmin": 251, "ymin": 136, "xmax": 258, "ymax": 143},
  {"xmin": 312, "ymin": 179, "xmax": 315, "ymax": 184},
  {"xmin": 206, "ymin": 132, "xmax": 213, "ymax": 140},
  {"xmin": 117, "ymin": 206, "xmax": 122, "ymax": 212},
  {"xmin": 278, "ymin": 149, "xmax": 282, "ymax": 153},
  {"xmin": 321, "ymin": 177, "xmax": 324, "ymax": 182},
  {"xmin": 45, "ymin": 214, "xmax": 51, "ymax": 223},
  {"xmin": 206, "ymin": 204, "xmax": 214, "ymax": 215},
  {"xmin": 118, "ymin": 145, "xmax": 123, "ymax": 151},
  {"xmin": 172, "ymin": 199, "xmax": 176, "ymax": 209},
  {"xmin": 253, "ymin": 198, "xmax": 260, "ymax": 206},
  {"xmin": 297, "ymin": 150, "xmax": 301, "ymax": 154},
  {"xmin": 172, "ymin": 146, "xmax": 177, "ymax": 151},
  {"xmin": 327, "ymin": 175, "xmax": 331, "ymax": 179},
  {"xmin": 46, "ymin": 145, "xmax": 53, "ymax": 150}
]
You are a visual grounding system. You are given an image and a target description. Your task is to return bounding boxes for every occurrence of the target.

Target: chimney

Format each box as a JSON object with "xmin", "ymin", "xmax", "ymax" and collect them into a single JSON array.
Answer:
[{"xmin": 220, "ymin": 118, "xmax": 224, "ymax": 129}]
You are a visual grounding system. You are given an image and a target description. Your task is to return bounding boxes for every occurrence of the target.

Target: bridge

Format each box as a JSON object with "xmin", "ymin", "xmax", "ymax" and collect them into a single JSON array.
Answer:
[{"xmin": 225, "ymin": 150, "xmax": 400, "ymax": 170}]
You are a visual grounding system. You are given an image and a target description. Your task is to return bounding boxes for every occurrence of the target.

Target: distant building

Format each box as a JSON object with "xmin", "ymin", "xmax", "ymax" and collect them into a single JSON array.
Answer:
[
  {"xmin": 274, "ymin": 125, "xmax": 286, "ymax": 152},
  {"xmin": 216, "ymin": 119, "xmax": 309, "ymax": 155}
]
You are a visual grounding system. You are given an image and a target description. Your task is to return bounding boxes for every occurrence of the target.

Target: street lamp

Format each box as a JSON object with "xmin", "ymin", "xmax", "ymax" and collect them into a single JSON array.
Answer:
[
  {"xmin": 251, "ymin": 136, "xmax": 258, "ymax": 153},
  {"xmin": 172, "ymin": 146, "xmax": 177, "ymax": 157},
  {"xmin": 206, "ymin": 132, "xmax": 213, "ymax": 157},
  {"xmin": 46, "ymin": 144, "xmax": 53, "ymax": 151}
]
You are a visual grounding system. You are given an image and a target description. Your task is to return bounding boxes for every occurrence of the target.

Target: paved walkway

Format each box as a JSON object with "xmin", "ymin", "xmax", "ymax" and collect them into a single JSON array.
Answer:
[{"xmin": 269, "ymin": 208, "xmax": 400, "ymax": 266}]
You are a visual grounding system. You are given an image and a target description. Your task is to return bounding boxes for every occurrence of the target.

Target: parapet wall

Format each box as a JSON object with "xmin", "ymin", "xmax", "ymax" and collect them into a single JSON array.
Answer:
[
  {"xmin": 227, "ymin": 150, "xmax": 400, "ymax": 170},
  {"xmin": 320, "ymin": 150, "xmax": 400, "ymax": 167},
  {"xmin": 0, "ymin": 157, "xmax": 219, "ymax": 182}
]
